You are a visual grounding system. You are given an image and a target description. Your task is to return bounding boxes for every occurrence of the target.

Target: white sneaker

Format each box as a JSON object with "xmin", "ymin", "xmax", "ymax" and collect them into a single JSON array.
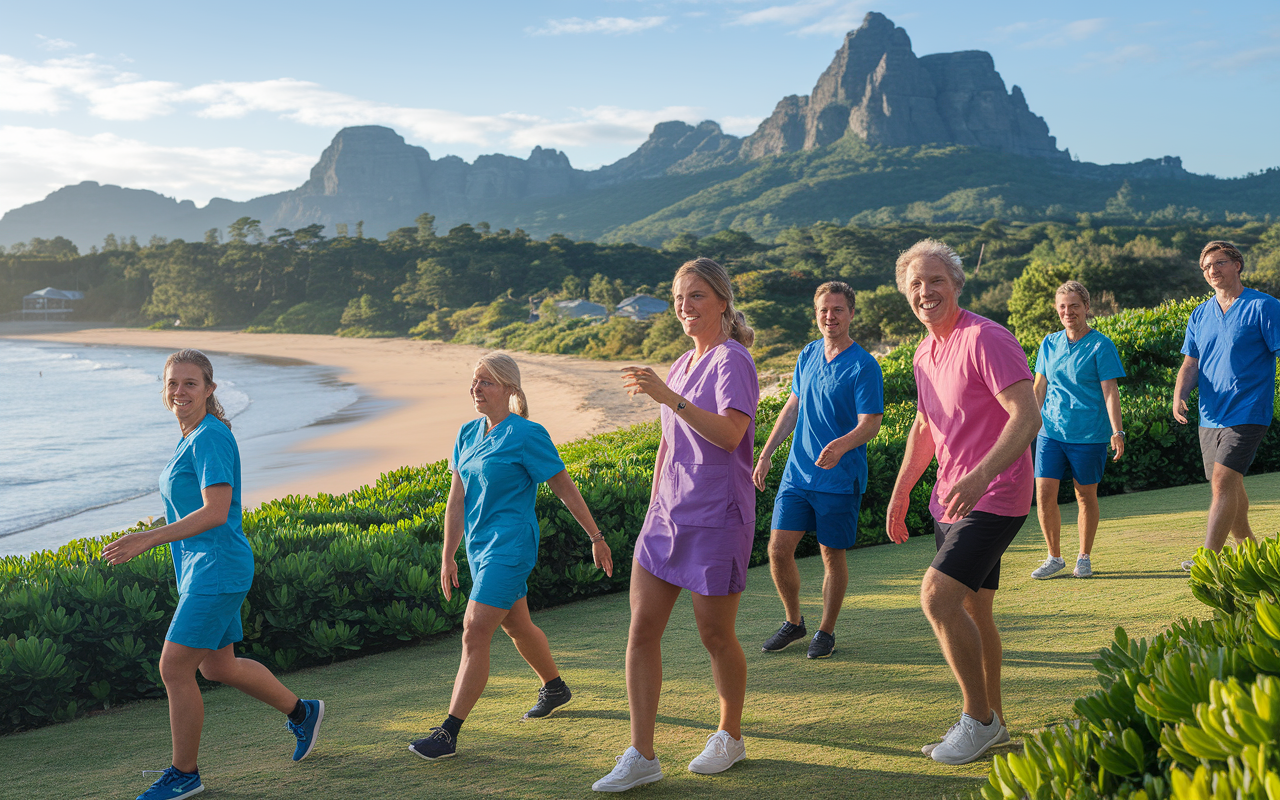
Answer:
[
  {"xmin": 1074, "ymin": 554, "xmax": 1093, "ymax": 578},
  {"xmin": 922, "ymin": 721, "xmax": 1008, "ymax": 756},
  {"xmin": 930, "ymin": 711, "xmax": 1004, "ymax": 765},
  {"xmin": 687, "ymin": 730, "xmax": 746, "ymax": 774},
  {"xmin": 592, "ymin": 747, "xmax": 663, "ymax": 792},
  {"xmin": 1031, "ymin": 556, "xmax": 1066, "ymax": 579}
]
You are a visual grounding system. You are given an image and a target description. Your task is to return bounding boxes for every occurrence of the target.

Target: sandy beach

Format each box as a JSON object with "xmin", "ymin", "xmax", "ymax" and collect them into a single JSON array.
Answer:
[{"xmin": 0, "ymin": 323, "xmax": 666, "ymax": 508}]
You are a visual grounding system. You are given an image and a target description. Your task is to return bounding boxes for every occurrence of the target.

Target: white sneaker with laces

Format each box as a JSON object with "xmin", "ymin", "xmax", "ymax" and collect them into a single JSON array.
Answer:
[
  {"xmin": 688, "ymin": 730, "xmax": 746, "ymax": 774},
  {"xmin": 922, "ymin": 721, "xmax": 1008, "ymax": 756},
  {"xmin": 930, "ymin": 711, "xmax": 1004, "ymax": 765},
  {"xmin": 592, "ymin": 746, "xmax": 663, "ymax": 792},
  {"xmin": 1074, "ymin": 554, "xmax": 1093, "ymax": 578},
  {"xmin": 1031, "ymin": 556, "xmax": 1066, "ymax": 579}
]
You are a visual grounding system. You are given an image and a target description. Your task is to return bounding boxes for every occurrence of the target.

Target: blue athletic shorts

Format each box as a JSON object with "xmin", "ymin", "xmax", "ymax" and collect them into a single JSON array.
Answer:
[
  {"xmin": 166, "ymin": 590, "xmax": 247, "ymax": 651},
  {"xmin": 1035, "ymin": 435, "xmax": 1107, "ymax": 486},
  {"xmin": 469, "ymin": 561, "xmax": 532, "ymax": 610},
  {"xmin": 770, "ymin": 485, "xmax": 862, "ymax": 549}
]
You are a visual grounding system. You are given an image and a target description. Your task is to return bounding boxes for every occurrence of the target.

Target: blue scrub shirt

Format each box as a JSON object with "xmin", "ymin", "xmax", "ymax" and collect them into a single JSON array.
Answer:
[
  {"xmin": 779, "ymin": 339, "xmax": 884, "ymax": 496},
  {"xmin": 160, "ymin": 415, "xmax": 253, "ymax": 595},
  {"xmin": 452, "ymin": 414, "xmax": 566, "ymax": 570},
  {"xmin": 1182, "ymin": 288, "xmax": 1280, "ymax": 428},
  {"xmin": 1036, "ymin": 329, "xmax": 1126, "ymax": 444}
]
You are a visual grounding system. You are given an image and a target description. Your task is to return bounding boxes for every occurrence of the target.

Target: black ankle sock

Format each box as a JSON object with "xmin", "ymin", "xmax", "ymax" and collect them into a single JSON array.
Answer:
[
  {"xmin": 442, "ymin": 714, "xmax": 463, "ymax": 739},
  {"xmin": 174, "ymin": 764, "xmax": 198, "ymax": 776},
  {"xmin": 544, "ymin": 676, "xmax": 567, "ymax": 693},
  {"xmin": 288, "ymin": 699, "xmax": 307, "ymax": 724}
]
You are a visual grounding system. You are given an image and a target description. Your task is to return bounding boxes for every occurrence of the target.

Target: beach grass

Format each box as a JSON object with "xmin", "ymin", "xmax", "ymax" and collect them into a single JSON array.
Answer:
[{"xmin": 6, "ymin": 473, "xmax": 1280, "ymax": 800}]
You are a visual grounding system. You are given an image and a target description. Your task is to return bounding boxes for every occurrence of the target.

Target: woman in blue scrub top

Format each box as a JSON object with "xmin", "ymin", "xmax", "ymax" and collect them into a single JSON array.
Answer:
[
  {"xmin": 103, "ymin": 350, "xmax": 323, "ymax": 800},
  {"xmin": 408, "ymin": 352, "xmax": 612, "ymax": 763},
  {"xmin": 1029, "ymin": 282, "xmax": 1126, "ymax": 581}
]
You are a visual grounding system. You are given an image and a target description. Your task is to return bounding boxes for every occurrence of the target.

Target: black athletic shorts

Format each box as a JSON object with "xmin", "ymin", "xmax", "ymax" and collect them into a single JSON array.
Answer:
[
  {"xmin": 1199, "ymin": 424, "xmax": 1268, "ymax": 480},
  {"xmin": 931, "ymin": 511, "xmax": 1028, "ymax": 592}
]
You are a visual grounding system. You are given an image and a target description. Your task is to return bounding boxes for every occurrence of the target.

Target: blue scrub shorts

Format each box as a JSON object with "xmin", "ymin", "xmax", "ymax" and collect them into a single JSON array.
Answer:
[
  {"xmin": 166, "ymin": 590, "xmax": 247, "ymax": 651},
  {"xmin": 770, "ymin": 485, "xmax": 862, "ymax": 549},
  {"xmin": 469, "ymin": 561, "xmax": 532, "ymax": 610},
  {"xmin": 1035, "ymin": 435, "xmax": 1107, "ymax": 486}
]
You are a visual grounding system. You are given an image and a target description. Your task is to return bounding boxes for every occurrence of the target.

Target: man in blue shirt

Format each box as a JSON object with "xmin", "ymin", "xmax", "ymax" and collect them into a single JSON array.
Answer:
[
  {"xmin": 1174, "ymin": 240, "xmax": 1280, "ymax": 569},
  {"xmin": 753, "ymin": 281, "xmax": 884, "ymax": 659}
]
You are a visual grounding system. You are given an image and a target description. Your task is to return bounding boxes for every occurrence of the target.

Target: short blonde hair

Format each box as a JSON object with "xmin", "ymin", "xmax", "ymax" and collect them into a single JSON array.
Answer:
[
  {"xmin": 895, "ymin": 239, "xmax": 965, "ymax": 294},
  {"xmin": 475, "ymin": 352, "xmax": 529, "ymax": 418},
  {"xmin": 1055, "ymin": 280, "xmax": 1090, "ymax": 307}
]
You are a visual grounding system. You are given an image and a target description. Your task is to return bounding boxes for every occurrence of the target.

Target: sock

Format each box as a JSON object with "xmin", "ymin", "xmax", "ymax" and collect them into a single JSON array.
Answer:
[
  {"xmin": 174, "ymin": 764, "xmax": 199, "ymax": 776},
  {"xmin": 288, "ymin": 699, "xmax": 307, "ymax": 724},
  {"xmin": 442, "ymin": 714, "xmax": 463, "ymax": 739},
  {"xmin": 544, "ymin": 676, "xmax": 567, "ymax": 693}
]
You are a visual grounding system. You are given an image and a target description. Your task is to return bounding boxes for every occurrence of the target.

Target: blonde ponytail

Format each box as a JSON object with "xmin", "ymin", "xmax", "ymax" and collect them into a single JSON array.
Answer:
[{"xmin": 476, "ymin": 352, "xmax": 530, "ymax": 418}]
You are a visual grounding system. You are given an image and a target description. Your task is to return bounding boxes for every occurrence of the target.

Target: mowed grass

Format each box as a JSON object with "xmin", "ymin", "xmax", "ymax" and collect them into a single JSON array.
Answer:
[{"xmin": 6, "ymin": 474, "xmax": 1280, "ymax": 800}]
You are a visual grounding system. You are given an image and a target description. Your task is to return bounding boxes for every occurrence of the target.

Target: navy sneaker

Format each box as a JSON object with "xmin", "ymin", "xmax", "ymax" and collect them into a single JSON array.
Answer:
[
  {"xmin": 409, "ymin": 727, "xmax": 457, "ymax": 761},
  {"xmin": 137, "ymin": 766, "xmax": 203, "ymax": 800},
  {"xmin": 762, "ymin": 617, "xmax": 807, "ymax": 652},
  {"xmin": 523, "ymin": 683, "xmax": 572, "ymax": 720},
  {"xmin": 286, "ymin": 699, "xmax": 325, "ymax": 761},
  {"xmin": 807, "ymin": 630, "xmax": 836, "ymax": 659}
]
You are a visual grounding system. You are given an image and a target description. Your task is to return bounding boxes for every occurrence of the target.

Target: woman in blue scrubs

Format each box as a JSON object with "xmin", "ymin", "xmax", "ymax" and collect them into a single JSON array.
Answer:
[
  {"xmin": 104, "ymin": 350, "xmax": 322, "ymax": 800},
  {"xmin": 409, "ymin": 353, "xmax": 613, "ymax": 762}
]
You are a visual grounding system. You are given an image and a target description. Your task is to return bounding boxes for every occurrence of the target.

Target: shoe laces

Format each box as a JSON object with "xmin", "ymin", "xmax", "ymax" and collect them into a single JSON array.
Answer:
[
  {"xmin": 285, "ymin": 718, "xmax": 306, "ymax": 739},
  {"xmin": 142, "ymin": 766, "xmax": 190, "ymax": 785},
  {"xmin": 704, "ymin": 731, "xmax": 730, "ymax": 756},
  {"xmin": 427, "ymin": 725, "xmax": 453, "ymax": 744}
]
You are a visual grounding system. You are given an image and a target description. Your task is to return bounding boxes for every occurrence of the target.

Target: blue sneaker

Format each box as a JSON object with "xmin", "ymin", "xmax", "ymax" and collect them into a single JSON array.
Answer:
[
  {"xmin": 286, "ymin": 699, "xmax": 325, "ymax": 761},
  {"xmin": 137, "ymin": 765, "xmax": 203, "ymax": 800}
]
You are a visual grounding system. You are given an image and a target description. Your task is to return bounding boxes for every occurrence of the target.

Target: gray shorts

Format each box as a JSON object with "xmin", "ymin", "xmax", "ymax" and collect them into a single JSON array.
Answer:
[{"xmin": 1200, "ymin": 424, "xmax": 1268, "ymax": 479}]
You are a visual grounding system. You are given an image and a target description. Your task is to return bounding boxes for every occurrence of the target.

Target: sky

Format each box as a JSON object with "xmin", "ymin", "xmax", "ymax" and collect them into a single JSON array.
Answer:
[{"xmin": 2, "ymin": 1, "xmax": 1278, "ymax": 220}]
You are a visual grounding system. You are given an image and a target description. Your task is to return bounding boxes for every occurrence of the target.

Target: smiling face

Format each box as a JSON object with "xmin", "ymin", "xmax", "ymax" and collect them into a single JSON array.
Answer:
[
  {"xmin": 1201, "ymin": 249, "xmax": 1244, "ymax": 295},
  {"xmin": 673, "ymin": 274, "xmax": 727, "ymax": 341},
  {"xmin": 1056, "ymin": 291, "xmax": 1089, "ymax": 336},
  {"xmin": 164, "ymin": 362, "xmax": 214, "ymax": 430},
  {"xmin": 904, "ymin": 255, "xmax": 962, "ymax": 331},
  {"xmin": 470, "ymin": 365, "xmax": 512, "ymax": 417},
  {"xmin": 815, "ymin": 291, "xmax": 853, "ymax": 343}
]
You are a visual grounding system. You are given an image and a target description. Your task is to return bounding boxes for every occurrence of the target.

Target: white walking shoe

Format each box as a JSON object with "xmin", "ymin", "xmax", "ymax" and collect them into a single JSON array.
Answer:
[
  {"xmin": 592, "ymin": 747, "xmax": 664, "ymax": 792},
  {"xmin": 1031, "ymin": 556, "xmax": 1066, "ymax": 579},
  {"xmin": 687, "ymin": 730, "xmax": 746, "ymax": 775},
  {"xmin": 930, "ymin": 711, "xmax": 1004, "ymax": 765},
  {"xmin": 922, "ymin": 720, "xmax": 1008, "ymax": 756}
]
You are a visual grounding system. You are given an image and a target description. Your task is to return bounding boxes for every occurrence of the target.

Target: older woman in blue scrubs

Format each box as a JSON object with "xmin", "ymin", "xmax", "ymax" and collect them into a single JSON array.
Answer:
[
  {"xmin": 409, "ymin": 352, "xmax": 612, "ymax": 762},
  {"xmin": 104, "ymin": 349, "xmax": 322, "ymax": 800}
]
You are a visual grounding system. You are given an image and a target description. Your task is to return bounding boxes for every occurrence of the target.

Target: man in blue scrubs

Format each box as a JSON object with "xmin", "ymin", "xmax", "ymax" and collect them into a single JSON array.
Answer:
[
  {"xmin": 753, "ymin": 281, "xmax": 884, "ymax": 659},
  {"xmin": 1174, "ymin": 240, "xmax": 1280, "ymax": 569}
]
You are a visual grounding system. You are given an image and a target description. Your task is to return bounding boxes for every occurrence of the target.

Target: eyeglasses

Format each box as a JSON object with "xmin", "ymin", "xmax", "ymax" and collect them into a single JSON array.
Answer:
[
  {"xmin": 470, "ymin": 378, "xmax": 496, "ymax": 390},
  {"xmin": 1202, "ymin": 259, "xmax": 1238, "ymax": 271}
]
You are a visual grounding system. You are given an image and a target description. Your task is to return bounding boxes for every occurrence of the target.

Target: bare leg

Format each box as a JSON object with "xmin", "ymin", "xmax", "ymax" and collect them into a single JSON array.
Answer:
[
  {"xmin": 767, "ymin": 530, "xmax": 805, "ymax": 625},
  {"xmin": 920, "ymin": 568, "xmax": 992, "ymax": 722},
  {"xmin": 198, "ymin": 644, "xmax": 298, "ymax": 713},
  {"xmin": 158, "ymin": 641, "xmax": 212, "ymax": 774},
  {"xmin": 1073, "ymin": 482, "xmax": 1100, "ymax": 556},
  {"xmin": 1231, "ymin": 482, "xmax": 1256, "ymax": 545},
  {"xmin": 626, "ymin": 561, "xmax": 681, "ymax": 760},
  {"xmin": 963, "ymin": 589, "xmax": 1003, "ymax": 726},
  {"xmin": 818, "ymin": 545, "xmax": 848, "ymax": 634},
  {"xmin": 447, "ymin": 600, "xmax": 509, "ymax": 720},
  {"xmin": 691, "ymin": 591, "xmax": 746, "ymax": 740},
  {"xmin": 1206, "ymin": 464, "xmax": 1255, "ymax": 551},
  {"xmin": 499, "ymin": 597, "xmax": 559, "ymax": 684},
  {"xmin": 1035, "ymin": 478, "xmax": 1062, "ymax": 558}
]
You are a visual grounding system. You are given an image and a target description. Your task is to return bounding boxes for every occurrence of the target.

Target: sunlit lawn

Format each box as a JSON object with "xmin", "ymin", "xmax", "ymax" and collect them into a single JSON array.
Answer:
[{"xmin": 7, "ymin": 474, "xmax": 1280, "ymax": 799}]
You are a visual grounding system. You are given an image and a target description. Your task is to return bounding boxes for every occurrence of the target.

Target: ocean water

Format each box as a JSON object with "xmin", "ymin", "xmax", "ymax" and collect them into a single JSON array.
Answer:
[{"xmin": 0, "ymin": 339, "xmax": 366, "ymax": 557}]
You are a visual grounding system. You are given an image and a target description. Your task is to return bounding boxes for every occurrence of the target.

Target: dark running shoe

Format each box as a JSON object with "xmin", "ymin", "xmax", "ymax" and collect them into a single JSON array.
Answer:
[
  {"xmin": 761, "ymin": 617, "xmax": 807, "ymax": 652},
  {"xmin": 807, "ymin": 630, "xmax": 836, "ymax": 659},
  {"xmin": 409, "ymin": 727, "xmax": 457, "ymax": 761},
  {"xmin": 523, "ymin": 683, "xmax": 572, "ymax": 720}
]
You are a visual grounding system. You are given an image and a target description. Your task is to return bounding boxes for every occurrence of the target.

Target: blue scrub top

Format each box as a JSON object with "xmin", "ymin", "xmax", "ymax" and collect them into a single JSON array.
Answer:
[
  {"xmin": 160, "ymin": 415, "xmax": 253, "ymax": 595},
  {"xmin": 1036, "ymin": 329, "xmax": 1126, "ymax": 444},
  {"xmin": 452, "ymin": 414, "xmax": 566, "ymax": 570},
  {"xmin": 1182, "ymin": 288, "xmax": 1280, "ymax": 428},
  {"xmin": 779, "ymin": 339, "xmax": 884, "ymax": 496}
]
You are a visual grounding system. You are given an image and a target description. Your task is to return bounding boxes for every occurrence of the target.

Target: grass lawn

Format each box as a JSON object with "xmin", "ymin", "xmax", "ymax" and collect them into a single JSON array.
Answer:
[{"xmin": 6, "ymin": 473, "xmax": 1280, "ymax": 800}]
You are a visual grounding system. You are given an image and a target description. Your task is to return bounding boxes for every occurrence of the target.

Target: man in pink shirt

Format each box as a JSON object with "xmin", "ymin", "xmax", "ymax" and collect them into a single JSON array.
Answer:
[{"xmin": 885, "ymin": 239, "xmax": 1040, "ymax": 766}]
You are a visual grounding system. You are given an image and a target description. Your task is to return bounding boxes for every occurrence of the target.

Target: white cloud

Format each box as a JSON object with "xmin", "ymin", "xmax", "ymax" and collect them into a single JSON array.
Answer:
[
  {"xmin": 1012, "ymin": 18, "xmax": 1109, "ymax": 49},
  {"xmin": 729, "ymin": 1, "xmax": 867, "ymax": 37},
  {"xmin": 0, "ymin": 126, "xmax": 314, "ymax": 216},
  {"xmin": 720, "ymin": 114, "xmax": 766, "ymax": 135},
  {"xmin": 35, "ymin": 35, "xmax": 76, "ymax": 51},
  {"xmin": 732, "ymin": 2, "xmax": 834, "ymax": 27},
  {"xmin": 528, "ymin": 16, "xmax": 668, "ymax": 36},
  {"xmin": 507, "ymin": 105, "xmax": 704, "ymax": 149}
]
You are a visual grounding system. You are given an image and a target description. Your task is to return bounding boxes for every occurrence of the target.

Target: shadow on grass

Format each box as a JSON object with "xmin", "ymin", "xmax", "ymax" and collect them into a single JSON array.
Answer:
[{"xmin": 1086, "ymin": 570, "xmax": 1188, "ymax": 580}]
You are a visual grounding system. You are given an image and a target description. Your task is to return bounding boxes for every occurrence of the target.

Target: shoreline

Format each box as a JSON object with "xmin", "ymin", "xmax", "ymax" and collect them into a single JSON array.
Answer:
[{"xmin": 0, "ymin": 323, "xmax": 666, "ymax": 511}]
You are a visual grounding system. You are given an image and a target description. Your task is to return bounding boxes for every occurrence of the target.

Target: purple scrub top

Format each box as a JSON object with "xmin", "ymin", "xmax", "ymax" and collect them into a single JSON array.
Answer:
[{"xmin": 636, "ymin": 338, "xmax": 759, "ymax": 595}]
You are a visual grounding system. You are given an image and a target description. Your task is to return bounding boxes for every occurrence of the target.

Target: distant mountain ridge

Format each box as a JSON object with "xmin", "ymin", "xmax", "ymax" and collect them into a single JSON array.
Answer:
[{"xmin": 2, "ymin": 11, "xmax": 1272, "ymax": 251}]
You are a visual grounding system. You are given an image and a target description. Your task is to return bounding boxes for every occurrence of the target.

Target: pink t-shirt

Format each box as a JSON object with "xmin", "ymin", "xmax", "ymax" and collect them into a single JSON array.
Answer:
[{"xmin": 913, "ymin": 310, "xmax": 1034, "ymax": 522}]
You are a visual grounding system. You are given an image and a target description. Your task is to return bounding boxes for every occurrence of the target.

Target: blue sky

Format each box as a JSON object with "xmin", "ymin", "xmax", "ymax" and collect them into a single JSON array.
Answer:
[{"xmin": 1, "ymin": 1, "xmax": 1278, "ymax": 219}]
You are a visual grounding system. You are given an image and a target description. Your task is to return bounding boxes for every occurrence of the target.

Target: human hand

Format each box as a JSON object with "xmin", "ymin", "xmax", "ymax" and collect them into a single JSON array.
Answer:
[
  {"xmin": 815, "ymin": 439, "xmax": 849, "ymax": 470},
  {"xmin": 942, "ymin": 470, "xmax": 990, "ymax": 520},
  {"xmin": 440, "ymin": 558, "xmax": 459, "ymax": 601},
  {"xmin": 1172, "ymin": 398, "xmax": 1188, "ymax": 425},
  {"xmin": 886, "ymin": 502, "xmax": 910, "ymax": 544},
  {"xmin": 1110, "ymin": 432, "xmax": 1125, "ymax": 461},
  {"xmin": 620, "ymin": 366, "xmax": 672, "ymax": 405},
  {"xmin": 752, "ymin": 455, "xmax": 772, "ymax": 491},
  {"xmin": 592, "ymin": 538, "xmax": 614, "ymax": 577},
  {"xmin": 102, "ymin": 532, "xmax": 153, "ymax": 565}
]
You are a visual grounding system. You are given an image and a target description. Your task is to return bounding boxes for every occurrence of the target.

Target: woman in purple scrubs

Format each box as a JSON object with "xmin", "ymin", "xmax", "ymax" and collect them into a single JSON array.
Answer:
[{"xmin": 593, "ymin": 257, "xmax": 759, "ymax": 793}]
